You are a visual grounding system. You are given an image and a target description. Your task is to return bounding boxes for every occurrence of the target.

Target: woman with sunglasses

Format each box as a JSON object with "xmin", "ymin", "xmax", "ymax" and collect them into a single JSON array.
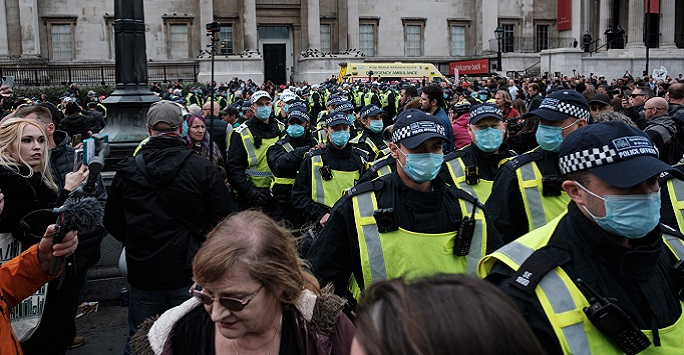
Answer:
[{"xmin": 132, "ymin": 210, "xmax": 355, "ymax": 355}]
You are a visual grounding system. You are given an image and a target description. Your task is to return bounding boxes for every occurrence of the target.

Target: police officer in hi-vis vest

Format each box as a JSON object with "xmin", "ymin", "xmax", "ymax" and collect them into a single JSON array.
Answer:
[
  {"xmin": 267, "ymin": 104, "xmax": 317, "ymax": 229},
  {"xmin": 306, "ymin": 108, "xmax": 503, "ymax": 307},
  {"xmin": 291, "ymin": 111, "xmax": 369, "ymax": 229},
  {"xmin": 226, "ymin": 90, "xmax": 284, "ymax": 212},
  {"xmin": 486, "ymin": 90, "xmax": 590, "ymax": 244},
  {"xmin": 480, "ymin": 121, "xmax": 684, "ymax": 355},
  {"xmin": 441, "ymin": 103, "xmax": 517, "ymax": 203}
]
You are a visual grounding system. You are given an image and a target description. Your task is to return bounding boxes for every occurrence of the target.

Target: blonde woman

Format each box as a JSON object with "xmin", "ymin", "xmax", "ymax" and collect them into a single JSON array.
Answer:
[{"xmin": 0, "ymin": 117, "xmax": 87, "ymax": 354}]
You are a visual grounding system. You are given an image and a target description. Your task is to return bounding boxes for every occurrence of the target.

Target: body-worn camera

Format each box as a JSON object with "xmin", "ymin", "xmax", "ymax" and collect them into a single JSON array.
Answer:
[
  {"xmin": 576, "ymin": 279, "xmax": 651, "ymax": 355},
  {"xmin": 319, "ymin": 165, "xmax": 333, "ymax": 181},
  {"xmin": 465, "ymin": 165, "xmax": 479, "ymax": 185},
  {"xmin": 542, "ymin": 176, "xmax": 563, "ymax": 196},
  {"xmin": 373, "ymin": 208, "xmax": 398, "ymax": 233}
]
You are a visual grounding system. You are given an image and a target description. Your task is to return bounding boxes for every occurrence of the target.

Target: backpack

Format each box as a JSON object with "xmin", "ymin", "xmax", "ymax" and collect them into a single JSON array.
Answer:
[{"xmin": 650, "ymin": 119, "xmax": 684, "ymax": 165}]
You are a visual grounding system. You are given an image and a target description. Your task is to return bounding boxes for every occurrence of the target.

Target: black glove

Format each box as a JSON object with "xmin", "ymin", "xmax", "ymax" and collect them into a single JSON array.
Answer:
[{"xmin": 246, "ymin": 188, "xmax": 272, "ymax": 208}]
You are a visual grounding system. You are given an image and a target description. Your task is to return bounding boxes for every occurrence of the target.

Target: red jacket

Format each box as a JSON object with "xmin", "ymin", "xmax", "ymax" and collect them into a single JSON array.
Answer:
[{"xmin": 0, "ymin": 245, "xmax": 55, "ymax": 355}]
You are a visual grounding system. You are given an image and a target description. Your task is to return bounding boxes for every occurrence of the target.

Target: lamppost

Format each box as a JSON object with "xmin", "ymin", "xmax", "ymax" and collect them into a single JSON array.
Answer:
[{"xmin": 494, "ymin": 25, "xmax": 504, "ymax": 73}]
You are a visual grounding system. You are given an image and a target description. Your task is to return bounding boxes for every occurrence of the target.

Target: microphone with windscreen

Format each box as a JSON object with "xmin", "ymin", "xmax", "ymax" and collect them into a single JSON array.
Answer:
[{"xmin": 19, "ymin": 197, "xmax": 104, "ymax": 276}]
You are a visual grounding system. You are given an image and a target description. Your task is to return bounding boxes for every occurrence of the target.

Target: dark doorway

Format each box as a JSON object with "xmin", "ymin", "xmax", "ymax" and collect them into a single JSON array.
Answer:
[{"xmin": 263, "ymin": 44, "xmax": 287, "ymax": 85}]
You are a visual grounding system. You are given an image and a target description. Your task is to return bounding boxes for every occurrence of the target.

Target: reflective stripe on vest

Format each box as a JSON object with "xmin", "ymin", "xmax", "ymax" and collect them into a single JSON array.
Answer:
[
  {"xmin": 480, "ymin": 213, "xmax": 684, "ymax": 354},
  {"xmin": 376, "ymin": 163, "xmax": 392, "ymax": 177},
  {"xmin": 271, "ymin": 142, "xmax": 296, "ymax": 187},
  {"xmin": 667, "ymin": 178, "xmax": 684, "ymax": 232},
  {"xmin": 311, "ymin": 155, "xmax": 360, "ymax": 208},
  {"xmin": 445, "ymin": 156, "xmax": 495, "ymax": 203},
  {"xmin": 239, "ymin": 128, "xmax": 278, "ymax": 188},
  {"xmin": 515, "ymin": 161, "xmax": 570, "ymax": 231},
  {"xmin": 351, "ymin": 189, "xmax": 486, "ymax": 298}
]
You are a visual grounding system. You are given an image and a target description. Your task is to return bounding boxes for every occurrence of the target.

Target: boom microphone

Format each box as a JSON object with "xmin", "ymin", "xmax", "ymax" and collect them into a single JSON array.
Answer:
[{"xmin": 47, "ymin": 197, "xmax": 104, "ymax": 275}]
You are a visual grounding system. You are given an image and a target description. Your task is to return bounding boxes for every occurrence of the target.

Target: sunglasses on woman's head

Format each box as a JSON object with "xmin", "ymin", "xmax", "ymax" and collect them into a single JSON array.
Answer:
[{"xmin": 190, "ymin": 283, "xmax": 263, "ymax": 312}]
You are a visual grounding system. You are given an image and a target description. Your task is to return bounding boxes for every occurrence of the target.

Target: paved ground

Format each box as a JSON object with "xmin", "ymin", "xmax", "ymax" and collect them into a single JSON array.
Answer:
[{"xmin": 67, "ymin": 301, "xmax": 128, "ymax": 355}]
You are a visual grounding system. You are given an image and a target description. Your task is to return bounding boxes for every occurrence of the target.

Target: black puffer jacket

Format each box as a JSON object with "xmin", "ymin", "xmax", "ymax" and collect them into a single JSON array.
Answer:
[
  {"xmin": 104, "ymin": 136, "xmax": 233, "ymax": 290},
  {"xmin": 58, "ymin": 113, "xmax": 89, "ymax": 139}
]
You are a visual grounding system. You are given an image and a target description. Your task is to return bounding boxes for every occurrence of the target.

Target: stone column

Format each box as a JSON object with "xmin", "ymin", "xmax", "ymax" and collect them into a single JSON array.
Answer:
[
  {"xmin": 347, "ymin": 0, "xmax": 359, "ymax": 51},
  {"xmin": 101, "ymin": 0, "xmax": 158, "ymax": 145},
  {"xmin": 626, "ymin": 0, "xmax": 645, "ymax": 48},
  {"xmin": 18, "ymin": 0, "xmax": 41, "ymax": 58},
  {"xmin": 306, "ymin": 0, "xmax": 320, "ymax": 50},
  {"xmin": 199, "ymin": 0, "xmax": 214, "ymax": 52},
  {"xmin": 243, "ymin": 0, "xmax": 257, "ymax": 51},
  {"xmin": 0, "ymin": 0, "xmax": 9, "ymax": 58},
  {"xmin": 521, "ymin": 0, "xmax": 534, "ymax": 52},
  {"xmin": 480, "ymin": 0, "xmax": 498, "ymax": 53},
  {"xmin": 598, "ymin": 0, "xmax": 613, "ymax": 49},
  {"xmin": 660, "ymin": 0, "xmax": 676, "ymax": 48}
]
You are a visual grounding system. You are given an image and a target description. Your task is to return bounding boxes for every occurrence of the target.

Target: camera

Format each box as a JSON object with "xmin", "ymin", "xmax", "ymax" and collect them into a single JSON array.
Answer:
[
  {"xmin": 206, "ymin": 21, "xmax": 221, "ymax": 33},
  {"xmin": 373, "ymin": 208, "xmax": 398, "ymax": 233}
]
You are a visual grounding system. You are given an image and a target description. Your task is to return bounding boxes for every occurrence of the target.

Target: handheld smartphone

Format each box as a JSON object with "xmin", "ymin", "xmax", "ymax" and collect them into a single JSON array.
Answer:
[
  {"xmin": 72, "ymin": 134, "xmax": 82, "ymax": 147},
  {"xmin": 82, "ymin": 137, "xmax": 95, "ymax": 166},
  {"xmin": 0, "ymin": 76, "xmax": 14, "ymax": 89},
  {"xmin": 73, "ymin": 149, "xmax": 84, "ymax": 171}
]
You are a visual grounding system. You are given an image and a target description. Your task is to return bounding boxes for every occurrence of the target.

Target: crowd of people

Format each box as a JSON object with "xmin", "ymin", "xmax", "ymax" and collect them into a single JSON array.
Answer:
[{"xmin": 1, "ymin": 66, "xmax": 684, "ymax": 354}]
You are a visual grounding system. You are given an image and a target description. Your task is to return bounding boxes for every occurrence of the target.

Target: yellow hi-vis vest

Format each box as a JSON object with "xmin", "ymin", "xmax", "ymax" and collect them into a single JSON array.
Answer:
[
  {"xmin": 666, "ymin": 177, "xmax": 684, "ymax": 231},
  {"xmin": 271, "ymin": 142, "xmax": 296, "ymax": 187},
  {"xmin": 514, "ymin": 160, "xmax": 570, "ymax": 232},
  {"xmin": 479, "ymin": 213, "xmax": 684, "ymax": 355},
  {"xmin": 236, "ymin": 123, "xmax": 283, "ymax": 188},
  {"xmin": 349, "ymin": 189, "xmax": 487, "ymax": 299},
  {"xmin": 311, "ymin": 155, "xmax": 360, "ymax": 208},
  {"xmin": 349, "ymin": 133, "xmax": 390, "ymax": 159},
  {"xmin": 445, "ymin": 154, "xmax": 495, "ymax": 203}
]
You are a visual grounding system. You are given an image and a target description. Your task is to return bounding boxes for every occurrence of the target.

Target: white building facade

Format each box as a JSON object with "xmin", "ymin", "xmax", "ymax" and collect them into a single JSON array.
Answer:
[{"xmin": 0, "ymin": 0, "xmax": 682, "ymax": 84}]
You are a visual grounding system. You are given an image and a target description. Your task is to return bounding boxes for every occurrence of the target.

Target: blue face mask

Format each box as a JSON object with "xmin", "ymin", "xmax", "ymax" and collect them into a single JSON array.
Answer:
[
  {"xmin": 479, "ymin": 95, "xmax": 488, "ymax": 101},
  {"xmin": 535, "ymin": 124, "xmax": 563, "ymax": 152},
  {"xmin": 347, "ymin": 114, "xmax": 356, "ymax": 124},
  {"xmin": 576, "ymin": 182, "xmax": 661, "ymax": 239},
  {"xmin": 286, "ymin": 123, "xmax": 305, "ymax": 138},
  {"xmin": 256, "ymin": 106, "xmax": 272, "ymax": 120},
  {"xmin": 369, "ymin": 120, "xmax": 384, "ymax": 133},
  {"xmin": 397, "ymin": 149, "xmax": 443, "ymax": 183},
  {"xmin": 474, "ymin": 127, "xmax": 503, "ymax": 152},
  {"xmin": 284, "ymin": 104, "xmax": 290, "ymax": 113},
  {"xmin": 443, "ymin": 94, "xmax": 449, "ymax": 99},
  {"xmin": 330, "ymin": 130, "xmax": 350, "ymax": 147}
]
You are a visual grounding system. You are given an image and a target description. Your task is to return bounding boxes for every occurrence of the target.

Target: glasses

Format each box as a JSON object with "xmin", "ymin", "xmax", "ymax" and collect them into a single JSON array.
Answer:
[
  {"xmin": 630, "ymin": 94, "xmax": 645, "ymax": 98},
  {"xmin": 590, "ymin": 105, "xmax": 607, "ymax": 112},
  {"xmin": 190, "ymin": 283, "xmax": 263, "ymax": 312}
]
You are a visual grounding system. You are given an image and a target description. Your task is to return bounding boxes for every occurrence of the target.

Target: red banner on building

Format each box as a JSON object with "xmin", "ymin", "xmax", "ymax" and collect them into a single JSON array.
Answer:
[
  {"xmin": 449, "ymin": 59, "xmax": 490, "ymax": 75},
  {"xmin": 558, "ymin": 0, "xmax": 571, "ymax": 31},
  {"xmin": 644, "ymin": 0, "xmax": 660, "ymax": 13}
]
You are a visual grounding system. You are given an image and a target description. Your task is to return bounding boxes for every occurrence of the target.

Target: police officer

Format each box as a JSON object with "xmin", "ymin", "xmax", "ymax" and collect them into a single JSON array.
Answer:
[
  {"xmin": 307, "ymin": 109, "xmax": 502, "ymax": 304},
  {"xmin": 267, "ymin": 107, "xmax": 317, "ymax": 228},
  {"xmin": 332, "ymin": 100, "xmax": 359, "ymax": 138},
  {"xmin": 291, "ymin": 111, "xmax": 369, "ymax": 228},
  {"xmin": 349, "ymin": 104, "xmax": 390, "ymax": 161},
  {"xmin": 441, "ymin": 103, "xmax": 516, "ymax": 203},
  {"xmin": 226, "ymin": 90, "xmax": 284, "ymax": 212},
  {"xmin": 186, "ymin": 86, "xmax": 204, "ymax": 107},
  {"xmin": 308, "ymin": 84, "xmax": 324, "ymax": 119},
  {"xmin": 480, "ymin": 121, "xmax": 684, "ymax": 355},
  {"xmin": 486, "ymin": 90, "xmax": 589, "ymax": 243}
]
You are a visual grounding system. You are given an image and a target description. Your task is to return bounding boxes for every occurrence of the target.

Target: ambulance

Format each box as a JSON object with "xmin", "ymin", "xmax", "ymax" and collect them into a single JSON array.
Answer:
[{"xmin": 338, "ymin": 62, "xmax": 448, "ymax": 83}]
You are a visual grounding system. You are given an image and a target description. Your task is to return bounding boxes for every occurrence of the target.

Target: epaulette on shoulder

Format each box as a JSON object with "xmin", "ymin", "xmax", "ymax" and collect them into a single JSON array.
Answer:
[
  {"xmin": 444, "ymin": 149, "xmax": 466, "ymax": 162},
  {"xmin": 447, "ymin": 186, "xmax": 485, "ymax": 210},
  {"xmin": 345, "ymin": 179, "xmax": 383, "ymax": 198},
  {"xmin": 353, "ymin": 147, "xmax": 371, "ymax": 161},
  {"xmin": 234, "ymin": 122, "xmax": 249, "ymax": 134},
  {"xmin": 661, "ymin": 223, "xmax": 684, "ymax": 241},
  {"xmin": 305, "ymin": 148, "xmax": 324, "ymax": 158},
  {"xmin": 368, "ymin": 156, "xmax": 395, "ymax": 173},
  {"xmin": 503, "ymin": 150, "xmax": 542, "ymax": 170}
]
